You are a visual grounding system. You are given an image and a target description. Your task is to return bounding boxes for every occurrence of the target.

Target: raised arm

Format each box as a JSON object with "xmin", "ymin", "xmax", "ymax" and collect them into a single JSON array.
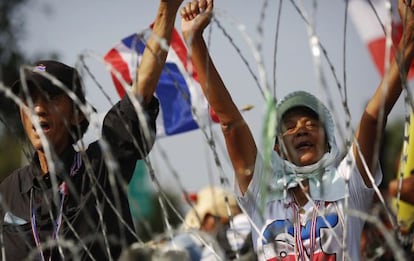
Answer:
[
  {"xmin": 181, "ymin": 0, "xmax": 257, "ymax": 194},
  {"xmin": 355, "ymin": 0, "xmax": 414, "ymax": 187},
  {"xmin": 132, "ymin": 0, "xmax": 183, "ymax": 105}
]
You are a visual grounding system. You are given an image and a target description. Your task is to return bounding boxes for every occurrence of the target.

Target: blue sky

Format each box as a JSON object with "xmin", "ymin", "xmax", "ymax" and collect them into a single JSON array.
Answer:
[{"xmin": 17, "ymin": 0, "xmax": 406, "ymax": 192}]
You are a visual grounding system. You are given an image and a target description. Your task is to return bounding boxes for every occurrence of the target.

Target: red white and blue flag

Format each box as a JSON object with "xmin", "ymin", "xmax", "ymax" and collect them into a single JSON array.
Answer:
[
  {"xmin": 349, "ymin": 0, "xmax": 414, "ymax": 78},
  {"xmin": 104, "ymin": 28, "xmax": 217, "ymax": 137}
]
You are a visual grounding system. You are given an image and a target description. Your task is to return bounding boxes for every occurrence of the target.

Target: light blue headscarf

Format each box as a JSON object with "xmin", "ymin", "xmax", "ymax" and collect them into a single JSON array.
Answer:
[{"xmin": 267, "ymin": 91, "xmax": 346, "ymax": 201}]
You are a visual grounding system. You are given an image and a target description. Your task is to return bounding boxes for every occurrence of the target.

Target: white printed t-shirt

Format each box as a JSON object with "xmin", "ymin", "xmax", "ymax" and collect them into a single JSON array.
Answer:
[{"xmin": 235, "ymin": 148, "xmax": 382, "ymax": 261}]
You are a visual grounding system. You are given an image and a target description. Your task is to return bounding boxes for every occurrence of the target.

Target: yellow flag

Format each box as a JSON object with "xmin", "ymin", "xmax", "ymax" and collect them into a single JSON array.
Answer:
[{"xmin": 393, "ymin": 113, "xmax": 414, "ymax": 231}]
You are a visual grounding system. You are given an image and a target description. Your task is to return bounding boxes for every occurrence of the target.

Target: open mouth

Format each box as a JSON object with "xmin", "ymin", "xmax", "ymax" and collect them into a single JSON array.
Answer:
[
  {"xmin": 295, "ymin": 141, "xmax": 313, "ymax": 150},
  {"xmin": 33, "ymin": 121, "xmax": 51, "ymax": 133}
]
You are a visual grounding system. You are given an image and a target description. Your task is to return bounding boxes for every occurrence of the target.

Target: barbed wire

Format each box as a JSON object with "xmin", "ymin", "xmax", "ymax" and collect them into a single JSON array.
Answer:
[{"xmin": 0, "ymin": 0, "xmax": 413, "ymax": 259}]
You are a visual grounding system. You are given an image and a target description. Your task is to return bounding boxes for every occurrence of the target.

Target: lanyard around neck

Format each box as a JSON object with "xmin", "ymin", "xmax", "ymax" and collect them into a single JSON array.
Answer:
[
  {"xmin": 29, "ymin": 152, "xmax": 81, "ymax": 261},
  {"xmin": 30, "ymin": 187, "xmax": 66, "ymax": 261},
  {"xmin": 291, "ymin": 200, "xmax": 322, "ymax": 261}
]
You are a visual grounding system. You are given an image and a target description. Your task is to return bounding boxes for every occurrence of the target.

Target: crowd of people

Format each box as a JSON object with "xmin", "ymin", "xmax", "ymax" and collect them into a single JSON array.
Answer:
[{"xmin": 1, "ymin": 0, "xmax": 414, "ymax": 260}]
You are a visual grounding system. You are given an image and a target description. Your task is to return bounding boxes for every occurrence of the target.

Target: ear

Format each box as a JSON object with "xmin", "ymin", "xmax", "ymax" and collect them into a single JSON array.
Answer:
[
  {"xmin": 274, "ymin": 143, "xmax": 280, "ymax": 154},
  {"xmin": 275, "ymin": 137, "xmax": 289, "ymax": 160},
  {"xmin": 274, "ymin": 136, "xmax": 281, "ymax": 154},
  {"xmin": 19, "ymin": 107, "xmax": 26, "ymax": 121},
  {"xmin": 19, "ymin": 105, "xmax": 31, "ymax": 124},
  {"xmin": 70, "ymin": 108, "xmax": 85, "ymax": 125}
]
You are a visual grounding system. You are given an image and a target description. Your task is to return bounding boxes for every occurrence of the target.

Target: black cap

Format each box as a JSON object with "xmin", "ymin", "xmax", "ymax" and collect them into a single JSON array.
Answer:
[{"xmin": 12, "ymin": 60, "xmax": 85, "ymax": 103}]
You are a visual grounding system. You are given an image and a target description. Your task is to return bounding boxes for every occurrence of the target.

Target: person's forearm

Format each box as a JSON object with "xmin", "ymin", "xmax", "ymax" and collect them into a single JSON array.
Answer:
[
  {"xmin": 188, "ymin": 34, "xmax": 257, "ymax": 193},
  {"xmin": 133, "ymin": 2, "xmax": 180, "ymax": 105},
  {"xmin": 188, "ymin": 34, "xmax": 241, "ymax": 123},
  {"xmin": 366, "ymin": 2, "xmax": 414, "ymax": 119},
  {"xmin": 366, "ymin": 35, "xmax": 414, "ymax": 120},
  {"xmin": 355, "ymin": 3, "xmax": 414, "ymax": 185}
]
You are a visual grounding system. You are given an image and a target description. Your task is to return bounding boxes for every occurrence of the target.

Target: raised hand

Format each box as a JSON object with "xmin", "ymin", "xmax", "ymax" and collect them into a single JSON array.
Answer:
[
  {"xmin": 399, "ymin": 0, "xmax": 414, "ymax": 44},
  {"xmin": 134, "ymin": 0, "xmax": 183, "ymax": 103},
  {"xmin": 180, "ymin": 0, "xmax": 213, "ymax": 40}
]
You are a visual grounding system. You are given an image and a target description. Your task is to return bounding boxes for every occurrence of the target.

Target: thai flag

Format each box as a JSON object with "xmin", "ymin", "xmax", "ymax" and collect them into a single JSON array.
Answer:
[
  {"xmin": 104, "ymin": 28, "xmax": 218, "ymax": 137},
  {"xmin": 349, "ymin": 0, "xmax": 414, "ymax": 78}
]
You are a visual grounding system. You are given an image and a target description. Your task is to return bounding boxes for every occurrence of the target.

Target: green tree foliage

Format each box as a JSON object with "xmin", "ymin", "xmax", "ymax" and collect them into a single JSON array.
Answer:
[
  {"xmin": 380, "ymin": 119, "xmax": 405, "ymax": 188},
  {"xmin": 0, "ymin": 135, "xmax": 26, "ymax": 182},
  {"xmin": 0, "ymin": 0, "xmax": 27, "ymax": 85},
  {"xmin": 0, "ymin": 0, "xmax": 31, "ymax": 179}
]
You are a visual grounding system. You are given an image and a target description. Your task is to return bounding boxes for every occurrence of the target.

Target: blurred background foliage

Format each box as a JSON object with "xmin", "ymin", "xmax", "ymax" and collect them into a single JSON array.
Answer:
[{"xmin": 0, "ymin": 0, "xmax": 31, "ymax": 181}]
